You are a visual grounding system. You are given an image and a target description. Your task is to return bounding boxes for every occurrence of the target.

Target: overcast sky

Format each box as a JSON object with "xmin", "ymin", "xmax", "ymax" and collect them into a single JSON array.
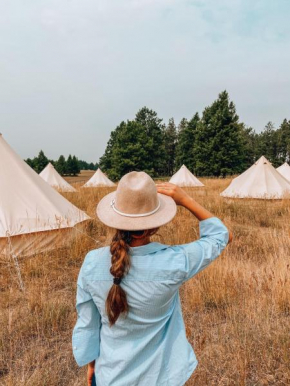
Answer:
[{"xmin": 1, "ymin": 0, "xmax": 290, "ymax": 162}]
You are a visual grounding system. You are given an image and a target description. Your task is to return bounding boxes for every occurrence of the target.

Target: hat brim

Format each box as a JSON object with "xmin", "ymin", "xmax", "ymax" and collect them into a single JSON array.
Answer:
[{"xmin": 96, "ymin": 192, "xmax": 177, "ymax": 231}]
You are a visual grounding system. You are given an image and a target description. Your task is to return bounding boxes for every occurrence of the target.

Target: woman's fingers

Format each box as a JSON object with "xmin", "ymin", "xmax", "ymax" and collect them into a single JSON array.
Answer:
[
  {"xmin": 157, "ymin": 187, "xmax": 172, "ymax": 192},
  {"xmin": 156, "ymin": 184, "xmax": 174, "ymax": 190},
  {"xmin": 157, "ymin": 186, "xmax": 173, "ymax": 192},
  {"xmin": 156, "ymin": 182, "xmax": 174, "ymax": 187},
  {"xmin": 157, "ymin": 183, "xmax": 190, "ymax": 205},
  {"xmin": 157, "ymin": 190, "xmax": 173, "ymax": 196}
]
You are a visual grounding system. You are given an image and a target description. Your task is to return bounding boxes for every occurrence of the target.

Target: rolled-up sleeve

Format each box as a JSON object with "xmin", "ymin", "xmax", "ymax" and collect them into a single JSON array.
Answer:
[
  {"xmin": 72, "ymin": 264, "xmax": 101, "ymax": 366},
  {"xmin": 180, "ymin": 217, "xmax": 229, "ymax": 282}
]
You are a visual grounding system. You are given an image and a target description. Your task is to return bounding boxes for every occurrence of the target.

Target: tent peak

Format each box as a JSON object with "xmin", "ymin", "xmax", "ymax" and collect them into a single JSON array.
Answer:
[
  {"xmin": 39, "ymin": 162, "xmax": 76, "ymax": 192},
  {"xmin": 276, "ymin": 162, "xmax": 290, "ymax": 182},
  {"xmin": 169, "ymin": 165, "xmax": 204, "ymax": 187},
  {"xmin": 255, "ymin": 155, "xmax": 270, "ymax": 165},
  {"xmin": 83, "ymin": 168, "xmax": 115, "ymax": 187}
]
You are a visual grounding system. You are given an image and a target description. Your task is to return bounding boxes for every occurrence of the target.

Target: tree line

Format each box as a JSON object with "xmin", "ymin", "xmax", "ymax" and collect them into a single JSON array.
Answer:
[
  {"xmin": 25, "ymin": 151, "xmax": 98, "ymax": 176},
  {"xmin": 99, "ymin": 90, "xmax": 290, "ymax": 180}
]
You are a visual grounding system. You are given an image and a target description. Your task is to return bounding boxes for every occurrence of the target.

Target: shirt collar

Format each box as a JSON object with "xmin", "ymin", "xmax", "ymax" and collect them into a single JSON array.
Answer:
[{"xmin": 130, "ymin": 242, "xmax": 168, "ymax": 256}]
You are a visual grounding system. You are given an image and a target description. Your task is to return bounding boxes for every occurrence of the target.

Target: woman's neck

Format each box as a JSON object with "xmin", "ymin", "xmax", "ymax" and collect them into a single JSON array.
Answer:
[{"xmin": 130, "ymin": 237, "xmax": 151, "ymax": 247}]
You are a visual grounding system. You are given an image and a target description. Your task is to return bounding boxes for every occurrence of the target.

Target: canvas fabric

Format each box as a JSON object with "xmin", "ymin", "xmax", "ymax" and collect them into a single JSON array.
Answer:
[
  {"xmin": 276, "ymin": 162, "xmax": 290, "ymax": 182},
  {"xmin": 39, "ymin": 163, "xmax": 76, "ymax": 192},
  {"xmin": 0, "ymin": 227, "xmax": 80, "ymax": 257},
  {"xmin": 169, "ymin": 165, "xmax": 204, "ymax": 187},
  {"xmin": 221, "ymin": 156, "xmax": 290, "ymax": 199},
  {"xmin": 0, "ymin": 135, "xmax": 90, "ymax": 255},
  {"xmin": 83, "ymin": 169, "xmax": 115, "ymax": 187}
]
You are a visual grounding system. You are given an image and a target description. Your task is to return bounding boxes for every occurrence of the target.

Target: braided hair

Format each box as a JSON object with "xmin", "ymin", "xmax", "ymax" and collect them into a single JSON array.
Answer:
[{"xmin": 106, "ymin": 229, "xmax": 158, "ymax": 326}]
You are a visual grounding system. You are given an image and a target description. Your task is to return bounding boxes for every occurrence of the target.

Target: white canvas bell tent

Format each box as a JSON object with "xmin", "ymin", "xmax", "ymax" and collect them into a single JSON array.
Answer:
[
  {"xmin": 221, "ymin": 156, "xmax": 290, "ymax": 199},
  {"xmin": 0, "ymin": 134, "xmax": 90, "ymax": 258},
  {"xmin": 39, "ymin": 162, "xmax": 76, "ymax": 192},
  {"xmin": 276, "ymin": 162, "xmax": 290, "ymax": 182},
  {"xmin": 83, "ymin": 168, "xmax": 115, "ymax": 187},
  {"xmin": 169, "ymin": 165, "xmax": 204, "ymax": 187}
]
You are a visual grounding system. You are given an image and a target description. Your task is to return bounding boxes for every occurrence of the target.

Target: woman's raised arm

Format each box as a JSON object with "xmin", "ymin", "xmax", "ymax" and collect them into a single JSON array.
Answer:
[{"xmin": 156, "ymin": 182, "xmax": 233, "ymax": 242}]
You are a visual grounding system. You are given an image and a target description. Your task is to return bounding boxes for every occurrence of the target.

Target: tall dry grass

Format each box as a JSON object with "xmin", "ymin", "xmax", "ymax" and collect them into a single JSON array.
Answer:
[{"xmin": 0, "ymin": 178, "xmax": 289, "ymax": 385}]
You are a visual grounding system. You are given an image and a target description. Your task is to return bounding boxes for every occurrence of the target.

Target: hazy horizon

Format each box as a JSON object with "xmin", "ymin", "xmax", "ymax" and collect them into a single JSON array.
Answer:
[{"xmin": 1, "ymin": 0, "xmax": 290, "ymax": 162}]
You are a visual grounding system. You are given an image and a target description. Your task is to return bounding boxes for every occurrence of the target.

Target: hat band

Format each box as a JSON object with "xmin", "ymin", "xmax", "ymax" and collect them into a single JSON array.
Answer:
[{"xmin": 110, "ymin": 199, "xmax": 161, "ymax": 218}]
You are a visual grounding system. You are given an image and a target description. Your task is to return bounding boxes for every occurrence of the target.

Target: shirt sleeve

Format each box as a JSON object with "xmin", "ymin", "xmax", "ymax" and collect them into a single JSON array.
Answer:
[
  {"xmin": 72, "ymin": 259, "xmax": 101, "ymax": 367},
  {"xmin": 180, "ymin": 217, "xmax": 229, "ymax": 282}
]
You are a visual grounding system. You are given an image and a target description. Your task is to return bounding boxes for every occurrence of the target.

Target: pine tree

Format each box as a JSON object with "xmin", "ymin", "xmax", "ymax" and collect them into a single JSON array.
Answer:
[
  {"xmin": 99, "ymin": 122, "xmax": 126, "ymax": 172},
  {"xmin": 66, "ymin": 155, "xmax": 74, "ymax": 175},
  {"xmin": 78, "ymin": 160, "xmax": 88, "ymax": 170},
  {"xmin": 240, "ymin": 125, "xmax": 259, "ymax": 168},
  {"xmin": 135, "ymin": 107, "xmax": 165, "ymax": 176},
  {"xmin": 195, "ymin": 91, "xmax": 246, "ymax": 176},
  {"xmin": 36, "ymin": 150, "xmax": 49, "ymax": 173},
  {"xmin": 163, "ymin": 118, "xmax": 177, "ymax": 176},
  {"xmin": 25, "ymin": 158, "xmax": 35, "ymax": 169},
  {"xmin": 106, "ymin": 120, "xmax": 149, "ymax": 180},
  {"xmin": 100, "ymin": 107, "xmax": 166, "ymax": 179},
  {"xmin": 277, "ymin": 119, "xmax": 290, "ymax": 162},
  {"xmin": 55, "ymin": 155, "xmax": 67, "ymax": 175},
  {"xmin": 175, "ymin": 113, "xmax": 199, "ymax": 172},
  {"xmin": 71, "ymin": 155, "xmax": 80, "ymax": 175},
  {"xmin": 257, "ymin": 122, "xmax": 279, "ymax": 166},
  {"xmin": 175, "ymin": 118, "xmax": 188, "ymax": 169}
]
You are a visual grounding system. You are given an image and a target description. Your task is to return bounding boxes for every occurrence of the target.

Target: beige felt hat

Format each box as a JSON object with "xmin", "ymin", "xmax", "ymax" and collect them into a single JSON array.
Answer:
[{"xmin": 96, "ymin": 171, "xmax": 177, "ymax": 231}]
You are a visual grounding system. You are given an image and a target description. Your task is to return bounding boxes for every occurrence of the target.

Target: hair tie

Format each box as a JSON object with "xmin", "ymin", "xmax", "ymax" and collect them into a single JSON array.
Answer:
[{"xmin": 113, "ymin": 277, "xmax": 122, "ymax": 285}]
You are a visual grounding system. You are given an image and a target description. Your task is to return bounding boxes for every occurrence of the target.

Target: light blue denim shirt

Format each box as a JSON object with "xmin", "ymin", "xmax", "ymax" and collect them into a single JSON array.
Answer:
[{"xmin": 72, "ymin": 217, "xmax": 229, "ymax": 386}]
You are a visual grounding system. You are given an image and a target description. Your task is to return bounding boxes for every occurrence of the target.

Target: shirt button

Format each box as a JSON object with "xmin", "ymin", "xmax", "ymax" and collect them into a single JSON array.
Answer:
[{"xmin": 73, "ymin": 347, "xmax": 77, "ymax": 350}]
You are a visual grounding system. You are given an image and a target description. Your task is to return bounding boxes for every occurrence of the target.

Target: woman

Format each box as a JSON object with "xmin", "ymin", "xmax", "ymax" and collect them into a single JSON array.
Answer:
[{"xmin": 72, "ymin": 171, "xmax": 232, "ymax": 386}]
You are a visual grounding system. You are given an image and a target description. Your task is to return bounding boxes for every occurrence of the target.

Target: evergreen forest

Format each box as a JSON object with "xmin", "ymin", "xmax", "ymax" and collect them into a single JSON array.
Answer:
[
  {"xmin": 26, "ymin": 152, "xmax": 98, "ymax": 176},
  {"xmin": 99, "ymin": 91, "xmax": 290, "ymax": 180},
  {"xmin": 26, "ymin": 91, "xmax": 290, "ymax": 179}
]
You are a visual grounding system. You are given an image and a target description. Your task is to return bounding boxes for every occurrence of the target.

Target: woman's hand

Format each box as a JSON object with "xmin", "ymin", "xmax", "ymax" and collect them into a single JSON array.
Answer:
[
  {"xmin": 157, "ymin": 182, "xmax": 214, "ymax": 221},
  {"xmin": 87, "ymin": 361, "xmax": 95, "ymax": 386},
  {"xmin": 156, "ymin": 183, "xmax": 190, "ymax": 206},
  {"xmin": 157, "ymin": 182, "xmax": 232, "ymax": 240}
]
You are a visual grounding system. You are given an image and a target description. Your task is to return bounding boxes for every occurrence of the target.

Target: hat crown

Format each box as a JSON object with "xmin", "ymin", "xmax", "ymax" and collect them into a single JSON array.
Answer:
[{"xmin": 115, "ymin": 172, "xmax": 158, "ymax": 215}]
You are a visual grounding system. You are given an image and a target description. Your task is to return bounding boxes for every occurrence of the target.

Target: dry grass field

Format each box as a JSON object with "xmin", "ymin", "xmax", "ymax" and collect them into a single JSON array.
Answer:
[
  {"xmin": 1, "ymin": 176, "xmax": 290, "ymax": 386},
  {"xmin": 64, "ymin": 170, "xmax": 95, "ymax": 185}
]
